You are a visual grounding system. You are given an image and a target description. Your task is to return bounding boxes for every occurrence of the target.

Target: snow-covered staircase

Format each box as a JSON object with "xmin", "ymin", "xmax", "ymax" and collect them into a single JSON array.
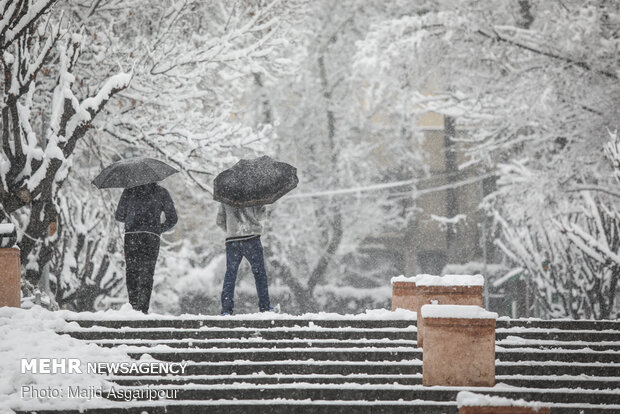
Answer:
[{"xmin": 18, "ymin": 316, "xmax": 620, "ymax": 413}]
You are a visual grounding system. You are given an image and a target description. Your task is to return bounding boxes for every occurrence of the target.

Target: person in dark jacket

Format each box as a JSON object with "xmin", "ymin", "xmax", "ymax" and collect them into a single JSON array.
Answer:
[{"xmin": 115, "ymin": 182, "xmax": 177, "ymax": 313}]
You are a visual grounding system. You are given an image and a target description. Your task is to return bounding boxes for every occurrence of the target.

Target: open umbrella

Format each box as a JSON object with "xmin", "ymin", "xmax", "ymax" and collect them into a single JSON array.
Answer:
[
  {"xmin": 92, "ymin": 157, "xmax": 178, "ymax": 189},
  {"xmin": 213, "ymin": 155, "xmax": 298, "ymax": 207}
]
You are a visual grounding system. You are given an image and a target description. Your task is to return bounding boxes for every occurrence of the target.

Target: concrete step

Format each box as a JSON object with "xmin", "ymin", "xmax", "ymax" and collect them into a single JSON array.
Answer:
[
  {"xmin": 496, "ymin": 348, "xmax": 620, "ymax": 363},
  {"xmin": 52, "ymin": 316, "xmax": 620, "ymax": 414},
  {"xmin": 109, "ymin": 373, "xmax": 428, "ymax": 386},
  {"xmin": 115, "ymin": 360, "xmax": 422, "ymax": 376},
  {"xmin": 89, "ymin": 337, "xmax": 620, "ymax": 352},
  {"xmin": 66, "ymin": 318, "xmax": 416, "ymax": 330},
  {"xmin": 13, "ymin": 402, "xmax": 620, "ymax": 414},
  {"xmin": 88, "ymin": 338, "xmax": 418, "ymax": 349},
  {"xmin": 103, "ymin": 359, "xmax": 620, "ymax": 377},
  {"xmin": 62, "ymin": 327, "xmax": 620, "ymax": 343},
  {"xmin": 496, "ymin": 319, "xmax": 620, "ymax": 331},
  {"xmin": 61, "ymin": 327, "xmax": 416, "ymax": 341},
  {"xmin": 96, "ymin": 385, "xmax": 620, "ymax": 405},
  {"xmin": 15, "ymin": 402, "xmax": 454, "ymax": 414},
  {"xmin": 119, "ymin": 347, "xmax": 620, "ymax": 364},
  {"xmin": 125, "ymin": 348, "xmax": 419, "ymax": 362},
  {"xmin": 65, "ymin": 317, "xmax": 620, "ymax": 332},
  {"xmin": 495, "ymin": 329, "xmax": 620, "ymax": 342},
  {"xmin": 109, "ymin": 373, "xmax": 620, "ymax": 390},
  {"xmin": 497, "ymin": 341, "xmax": 620, "ymax": 351},
  {"xmin": 496, "ymin": 361, "xmax": 620, "ymax": 377}
]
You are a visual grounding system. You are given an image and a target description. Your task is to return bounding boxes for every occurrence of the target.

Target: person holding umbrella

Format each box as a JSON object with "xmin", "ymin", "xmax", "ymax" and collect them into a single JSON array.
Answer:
[
  {"xmin": 214, "ymin": 156, "xmax": 298, "ymax": 315},
  {"xmin": 93, "ymin": 157, "xmax": 178, "ymax": 313},
  {"xmin": 216, "ymin": 203, "xmax": 271, "ymax": 315}
]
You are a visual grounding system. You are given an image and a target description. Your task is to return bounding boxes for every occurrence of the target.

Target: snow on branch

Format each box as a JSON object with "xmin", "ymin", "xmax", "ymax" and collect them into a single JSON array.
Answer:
[
  {"xmin": 1, "ymin": 0, "xmax": 55, "ymax": 48},
  {"xmin": 430, "ymin": 213, "xmax": 466, "ymax": 232},
  {"xmin": 23, "ymin": 38, "xmax": 131, "ymax": 193},
  {"xmin": 65, "ymin": 71, "xmax": 133, "ymax": 140},
  {"xmin": 604, "ymin": 130, "xmax": 620, "ymax": 184}
]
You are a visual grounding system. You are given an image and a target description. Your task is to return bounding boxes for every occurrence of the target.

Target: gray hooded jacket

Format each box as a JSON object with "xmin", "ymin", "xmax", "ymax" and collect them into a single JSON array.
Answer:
[{"xmin": 216, "ymin": 204, "xmax": 266, "ymax": 240}]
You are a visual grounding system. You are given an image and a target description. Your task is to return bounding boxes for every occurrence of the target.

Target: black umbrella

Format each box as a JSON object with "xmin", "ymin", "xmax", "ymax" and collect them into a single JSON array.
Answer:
[
  {"xmin": 214, "ymin": 155, "xmax": 298, "ymax": 207},
  {"xmin": 92, "ymin": 157, "xmax": 179, "ymax": 189}
]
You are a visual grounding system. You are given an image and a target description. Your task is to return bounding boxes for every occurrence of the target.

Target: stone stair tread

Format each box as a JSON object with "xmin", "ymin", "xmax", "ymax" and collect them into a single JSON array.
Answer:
[
  {"xmin": 88, "ymin": 337, "xmax": 620, "ymax": 352},
  {"xmin": 116, "ymin": 345, "xmax": 620, "ymax": 355},
  {"xmin": 65, "ymin": 317, "xmax": 620, "ymax": 326},
  {"xmin": 49, "ymin": 316, "xmax": 620, "ymax": 413},
  {"xmin": 108, "ymin": 373, "xmax": 620, "ymax": 390},
  {"xmin": 66, "ymin": 319, "xmax": 417, "ymax": 329},
  {"xmin": 90, "ymin": 340, "xmax": 418, "ymax": 349},
  {"xmin": 102, "ymin": 382, "xmax": 620, "ymax": 392},
  {"xmin": 496, "ymin": 347, "xmax": 620, "ymax": 354},
  {"xmin": 13, "ymin": 403, "xmax": 620, "ymax": 414},
  {"xmin": 496, "ymin": 319, "xmax": 620, "ymax": 330},
  {"xmin": 14, "ymin": 400, "xmax": 620, "ymax": 414},
  {"xmin": 93, "ymin": 384, "xmax": 620, "ymax": 405},
  {"xmin": 62, "ymin": 331, "xmax": 418, "ymax": 341},
  {"xmin": 114, "ymin": 346, "xmax": 620, "ymax": 364},
  {"xmin": 102, "ymin": 361, "xmax": 618, "ymax": 378},
  {"xmin": 62, "ymin": 326, "xmax": 417, "ymax": 333},
  {"xmin": 14, "ymin": 399, "xmax": 458, "ymax": 414},
  {"xmin": 107, "ymin": 373, "xmax": 425, "ymax": 380},
  {"xmin": 496, "ymin": 327, "xmax": 620, "ymax": 333}
]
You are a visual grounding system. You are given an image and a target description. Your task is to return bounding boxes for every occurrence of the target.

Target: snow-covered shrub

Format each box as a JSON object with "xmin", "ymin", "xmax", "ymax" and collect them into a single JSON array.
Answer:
[{"xmin": 46, "ymin": 176, "xmax": 125, "ymax": 311}]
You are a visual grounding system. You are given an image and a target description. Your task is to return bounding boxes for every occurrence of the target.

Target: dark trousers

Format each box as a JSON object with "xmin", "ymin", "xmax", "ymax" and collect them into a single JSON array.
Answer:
[
  {"xmin": 124, "ymin": 232, "xmax": 160, "ymax": 313},
  {"xmin": 221, "ymin": 237, "xmax": 271, "ymax": 314}
]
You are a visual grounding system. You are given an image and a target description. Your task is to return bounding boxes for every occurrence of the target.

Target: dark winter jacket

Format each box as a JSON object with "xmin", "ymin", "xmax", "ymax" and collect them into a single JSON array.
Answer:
[{"xmin": 115, "ymin": 183, "xmax": 177, "ymax": 234}]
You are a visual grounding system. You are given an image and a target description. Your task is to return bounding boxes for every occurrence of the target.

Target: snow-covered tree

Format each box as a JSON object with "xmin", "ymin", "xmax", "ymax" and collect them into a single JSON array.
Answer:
[
  {"xmin": 352, "ymin": 0, "xmax": 620, "ymax": 318},
  {"xmin": 48, "ymin": 173, "xmax": 125, "ymax": 311},
  {"xmin": 1, "ymin": 0, "xmax": 131, "ymax": 285},
  {"xmin": 60, "ymin": 0, "xmax": 296, "ymax": 189},
  {"xmin": 237, "ymin": 0, "xmax": 433, "ymax": 313},
  {"xmin": 38, "ymin": 0, "xmax": 301, "ymax": 311},
  {"xmin": 493, "ymin": 190, "xmax": 620, "ymax": 319}
]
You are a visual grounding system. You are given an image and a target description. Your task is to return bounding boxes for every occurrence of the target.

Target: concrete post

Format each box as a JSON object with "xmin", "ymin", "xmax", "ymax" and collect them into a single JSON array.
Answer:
[
  {"xmin": 391, "ymin": 276, "xmax": 419, "ymax": 312},
  {"xmin": 415, "ymin": 274, "xmax": 484, "ymax": 347},
  {"xmin": 422, "ymin": 305, "xmax": 496, "ymax": 387},
  {"xmin": 0, "ymin": 247, "xmax": 21, "ymax": 307}
]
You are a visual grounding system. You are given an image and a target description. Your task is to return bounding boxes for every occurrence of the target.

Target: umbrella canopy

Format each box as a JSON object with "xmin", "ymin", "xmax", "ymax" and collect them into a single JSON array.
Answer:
[
  {"xmin": 214, "ymin": 155, "xmax": 298, "ymax": 207},
  {"xmin": 92, "ymin": 157, "xmax": 179, "ymax": 189}
]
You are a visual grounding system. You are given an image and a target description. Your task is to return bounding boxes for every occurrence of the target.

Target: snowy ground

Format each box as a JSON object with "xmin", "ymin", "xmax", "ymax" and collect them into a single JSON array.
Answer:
[
  {"xmin": 0, "ymin": 305, "xmax": 417, "ymax": 413},
  {"xmin": 60, "ymin": 305, "xmax": 417, "ymax": 321},
  {"xmin": 0, "ymin": 306, "xmax": 133, "ymax": 413}
]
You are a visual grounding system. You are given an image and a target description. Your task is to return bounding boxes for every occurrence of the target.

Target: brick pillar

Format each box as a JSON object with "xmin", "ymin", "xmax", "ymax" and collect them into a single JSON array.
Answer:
[
  {"xmin": 391, "ymin": 280, "xmax": 418, "ymax": 312},
  {"xmin": 415, "ymin": 275, "xmax": 483, "ymax": 347},
  {"xmin": 422, "ymin": 305, "xmax": 496, "ymax": 387},
  {"xmin": 0, "ymin": 247, "xmax": 21, "ymax": 307}
]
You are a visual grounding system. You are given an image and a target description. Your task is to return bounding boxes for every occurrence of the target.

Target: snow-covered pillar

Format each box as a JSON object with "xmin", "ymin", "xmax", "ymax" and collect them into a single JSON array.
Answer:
[
  {"xmin": 0, "ymin": 224, "xmax": 21, "ymax": 308},
  {"xmin": 422, "ymin": 305, "xmax": 497, "ymax": 387},
  {"xmin": 390, "ymin": 275, "xmax": 419, "ymax": 311},
  {"xmin": 415, "ymin": 274, "xmax": 484, "ymax": 347},
  {"xmin": 457, "ymin": 391, "xmax": 550, "ymax": 413}
]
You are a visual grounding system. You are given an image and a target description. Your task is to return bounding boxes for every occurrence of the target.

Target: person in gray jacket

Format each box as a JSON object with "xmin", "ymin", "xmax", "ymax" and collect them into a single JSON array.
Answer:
[{"xmin": 216, "ymin": 203, "xmax": 273, "ymax": 315}]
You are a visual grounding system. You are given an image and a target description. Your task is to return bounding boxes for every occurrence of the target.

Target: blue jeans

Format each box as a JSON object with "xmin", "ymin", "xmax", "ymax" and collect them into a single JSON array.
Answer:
[{"xmin": 221, "ymin": 237, "xmax": 271, "ymax": 314}]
